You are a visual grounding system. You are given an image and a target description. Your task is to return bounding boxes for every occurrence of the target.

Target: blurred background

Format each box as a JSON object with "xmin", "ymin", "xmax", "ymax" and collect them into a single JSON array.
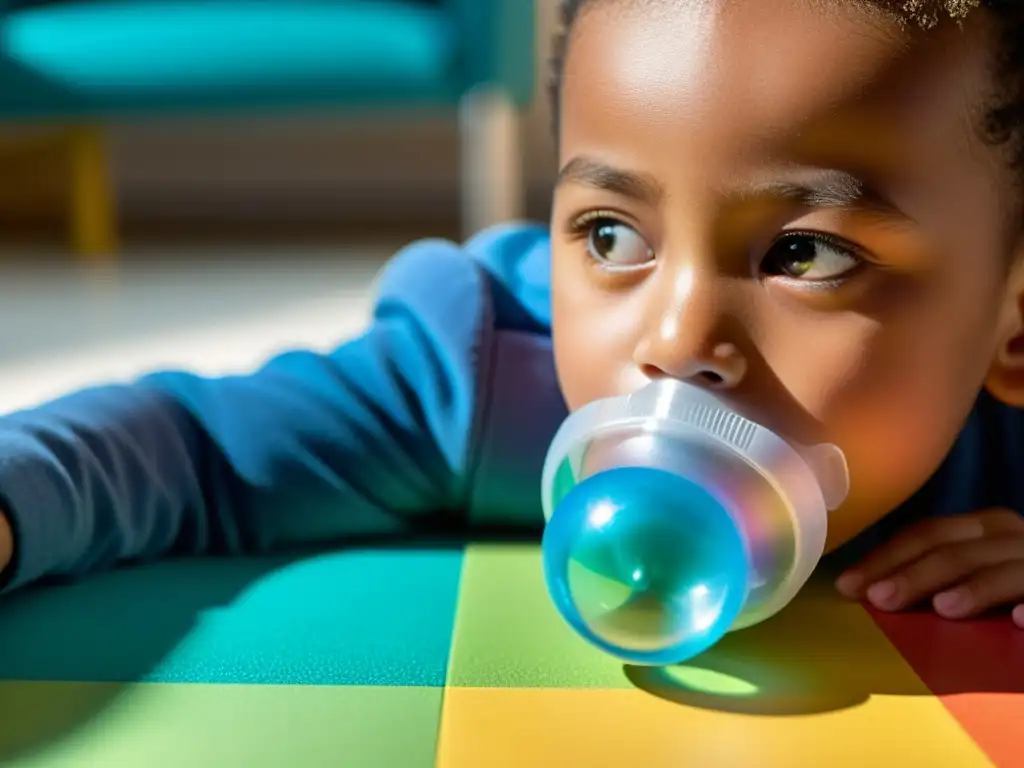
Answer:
[{"xmin": 0, "ymin": 0, "xmax": 560, "ymax": 412}]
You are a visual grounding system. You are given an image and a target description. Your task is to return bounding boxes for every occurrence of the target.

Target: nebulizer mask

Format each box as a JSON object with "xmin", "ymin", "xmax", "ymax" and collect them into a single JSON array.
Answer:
[{"xmin": 540, "ymin": 378, "xmax": 849, "ymax": 665}]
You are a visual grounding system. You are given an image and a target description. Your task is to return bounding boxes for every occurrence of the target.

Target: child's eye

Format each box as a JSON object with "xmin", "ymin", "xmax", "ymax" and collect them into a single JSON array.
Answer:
[
  {"xmin": 760, "ymin": 232, "xmax": 863, "ymax": 283},
  {"xmin": 579, "ymin": 216, "xmax": 654, "ymax": 267}
]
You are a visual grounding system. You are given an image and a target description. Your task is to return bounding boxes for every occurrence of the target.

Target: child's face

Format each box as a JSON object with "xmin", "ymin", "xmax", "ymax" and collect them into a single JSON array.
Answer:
[{"xmin": 549, "ymin": 0, "xmax": 1024, "ymax": 550}]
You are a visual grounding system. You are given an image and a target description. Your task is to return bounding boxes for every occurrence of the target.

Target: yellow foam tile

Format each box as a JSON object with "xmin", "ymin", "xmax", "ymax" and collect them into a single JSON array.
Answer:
[
  {"xmin": 436, "ymin": 687, "xmax": 993, "ymax": 768},
  {"xmin": 442, "ymin": 545, "xmax": 994, "ymax": 766}
]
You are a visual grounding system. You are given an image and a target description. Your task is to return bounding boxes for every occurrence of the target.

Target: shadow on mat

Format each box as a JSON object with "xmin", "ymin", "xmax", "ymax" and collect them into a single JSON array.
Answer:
[
  {"xmin": 0, "ymin": 532, "xmax": 476, "ymax": 763},
  {"xmin": 625, "ymin": 577, "xmax": 1024, "ymax": 716}
]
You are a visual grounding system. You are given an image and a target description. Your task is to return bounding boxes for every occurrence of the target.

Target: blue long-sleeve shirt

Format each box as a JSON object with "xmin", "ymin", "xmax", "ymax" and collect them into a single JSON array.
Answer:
[{"xmin": 1, "ymin": 222, "xmax": 1022, "ymax": 593}]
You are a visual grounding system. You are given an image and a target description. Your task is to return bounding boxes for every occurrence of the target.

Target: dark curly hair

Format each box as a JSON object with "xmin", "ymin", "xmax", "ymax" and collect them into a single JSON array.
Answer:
[{"xmin": 550, "ymin": 1, "xmax": 1024, "ymax": 178}]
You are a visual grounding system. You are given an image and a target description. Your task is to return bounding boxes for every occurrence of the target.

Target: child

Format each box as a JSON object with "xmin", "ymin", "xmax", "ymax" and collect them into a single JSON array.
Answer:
[{"xmin": 1, "ymin": 0, "xmax": 1023, "ymax": 628}]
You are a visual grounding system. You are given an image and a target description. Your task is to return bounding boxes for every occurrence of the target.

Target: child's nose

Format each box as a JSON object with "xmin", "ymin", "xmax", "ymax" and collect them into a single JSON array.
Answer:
[
  {"xmin": 637, "ymin": 340, "xmax": 747, "ymax": 389},
  {"xmin": 632, "ymin": 290, "xmax": 747, "ymax": 389}
]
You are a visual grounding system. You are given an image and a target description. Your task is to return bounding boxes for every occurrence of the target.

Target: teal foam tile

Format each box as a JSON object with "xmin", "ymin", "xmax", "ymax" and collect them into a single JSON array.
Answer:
[{"xmin": 0, "ymin": 547, "xmax": 463, "ymax": 687}]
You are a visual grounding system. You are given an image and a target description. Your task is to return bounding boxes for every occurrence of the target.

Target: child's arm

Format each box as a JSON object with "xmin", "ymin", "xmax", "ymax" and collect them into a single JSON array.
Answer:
[{"xmin": 0, "ymin": 229, "xmax": 541, "ymax": 593}]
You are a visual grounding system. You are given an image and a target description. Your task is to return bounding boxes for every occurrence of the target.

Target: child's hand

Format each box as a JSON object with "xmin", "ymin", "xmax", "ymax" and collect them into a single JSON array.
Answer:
[
  {"xmin": 835, "ymin": 508, "xmax": 1024, "ymax": 629},
  {"xmin": 0, "ymin": 510, "xmax": 11, "ymax": 575}
]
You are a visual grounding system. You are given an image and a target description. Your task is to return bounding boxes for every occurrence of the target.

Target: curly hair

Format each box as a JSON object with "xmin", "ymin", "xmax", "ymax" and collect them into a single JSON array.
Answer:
[{"xmin": 549, "ymin": 1, "xmax": 1024, "ymax": 177}]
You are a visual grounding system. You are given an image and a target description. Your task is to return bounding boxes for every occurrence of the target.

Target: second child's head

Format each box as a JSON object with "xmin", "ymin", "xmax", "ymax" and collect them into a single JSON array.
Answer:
[{"xmin": 546, "ymin": 0, "xmax": 1024, "ymax": 549}]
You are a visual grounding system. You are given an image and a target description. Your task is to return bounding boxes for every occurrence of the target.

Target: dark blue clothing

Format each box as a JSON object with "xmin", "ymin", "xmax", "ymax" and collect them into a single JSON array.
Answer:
[{"xmin": 0, "ymin": 222, "xmax": 1020, "ymax": 592}]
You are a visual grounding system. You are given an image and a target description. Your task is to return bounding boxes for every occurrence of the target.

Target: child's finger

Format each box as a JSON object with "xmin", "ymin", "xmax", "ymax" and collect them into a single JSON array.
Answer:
[
  {"xmin": 863, "ymin": 535, "xmax": 1024, "ymax": 612},
  {"xmin": 1013, "ymin": 604, "xmax": 1024, "ymax": 629},
  {"xmin": 931, "ymin": 560, "xmax": 1024, "ymax": 620},
  {"xmin": 836, "ymin": 514, "xmax": 987, "ymax": 598}
]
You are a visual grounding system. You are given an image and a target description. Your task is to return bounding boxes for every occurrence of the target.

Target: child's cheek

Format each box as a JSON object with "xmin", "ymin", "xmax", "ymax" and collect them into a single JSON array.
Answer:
[
  {"xmin": 779, "ymin": 304, "xmax": 990, "ymax": 527},
  {"xmin": 551, "ymin": 263, "xmax": 650, "ymax": 412}
]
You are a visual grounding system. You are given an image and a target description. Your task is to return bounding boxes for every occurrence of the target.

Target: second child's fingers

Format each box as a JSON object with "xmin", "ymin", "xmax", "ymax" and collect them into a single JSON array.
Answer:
[{"xmin": 865, "ymin": 535, "xmax": 1024, "ymax": 612}]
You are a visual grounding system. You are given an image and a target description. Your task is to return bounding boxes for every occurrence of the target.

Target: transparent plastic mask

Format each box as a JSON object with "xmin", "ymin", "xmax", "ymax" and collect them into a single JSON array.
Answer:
[{"xmin": 540, "ymin": 378, "xmax": 849, "ymax": 665}]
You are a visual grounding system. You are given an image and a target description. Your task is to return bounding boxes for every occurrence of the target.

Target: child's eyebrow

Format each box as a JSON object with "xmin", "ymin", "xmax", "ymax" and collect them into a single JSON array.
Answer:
[
  {"xmin": 737, "ymin": 170, "xmax": 908, "ymax": 221},
  {"xmin": 556, "ymin": 156, "xmax": 664, "ymax": 206},
  {"xmin": 557, "ymin": 157, "xmax": 908, "ymax": 222}
]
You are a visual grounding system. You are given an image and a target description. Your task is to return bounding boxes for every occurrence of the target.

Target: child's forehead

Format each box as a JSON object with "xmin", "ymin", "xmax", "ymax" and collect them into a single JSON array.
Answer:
[
  {"xmin": 561, "ymin": 0, "xmax": 1015, "ymax": 241},
  {"xmin": 563, "ymin": 0, "xmax": 993, "ymax": 158},
  {"xmin": 576, "ymin": 0, "xmax": 982, "ymax": 27},
  {"xmin": 568, "ymin": 0, "xmax": 990, "ymax": 76}
]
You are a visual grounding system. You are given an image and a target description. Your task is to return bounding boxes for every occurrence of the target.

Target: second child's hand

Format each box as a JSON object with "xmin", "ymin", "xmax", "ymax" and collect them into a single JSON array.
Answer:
[{"xmin": 836, "ymin": 508, "xmax": 1024, "ymax": 628}]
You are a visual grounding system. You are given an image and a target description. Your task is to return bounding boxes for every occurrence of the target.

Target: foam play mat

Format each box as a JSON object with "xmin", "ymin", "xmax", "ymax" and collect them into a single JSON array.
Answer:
[{"xmin": 0, "ymin": 543, "xmax": 1020, "ymax": 766}]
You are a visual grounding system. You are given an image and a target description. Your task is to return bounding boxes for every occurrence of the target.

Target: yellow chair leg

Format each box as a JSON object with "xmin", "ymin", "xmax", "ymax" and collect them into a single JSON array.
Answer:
[{"xmin": 68, "ymin": 125, "xmax": 118, "ymax": 262}]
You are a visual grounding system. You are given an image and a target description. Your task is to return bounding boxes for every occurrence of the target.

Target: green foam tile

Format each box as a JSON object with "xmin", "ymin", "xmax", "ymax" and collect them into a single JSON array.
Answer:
[
  {"xmin": 446, "ymin": 544, "xmax": 632, "ymax": 689},
  {"xmin": 0, "ymin": 681, "xmax": 440, "ymax": 767}
]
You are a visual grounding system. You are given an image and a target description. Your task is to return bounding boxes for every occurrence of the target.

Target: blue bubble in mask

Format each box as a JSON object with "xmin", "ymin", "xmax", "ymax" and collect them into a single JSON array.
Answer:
[{"xmin": 541, "ymin": 465, "xmax": 750, "ymax": 666}]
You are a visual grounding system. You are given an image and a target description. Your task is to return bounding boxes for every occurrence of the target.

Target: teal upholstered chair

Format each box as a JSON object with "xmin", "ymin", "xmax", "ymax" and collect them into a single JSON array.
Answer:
[{"xmin": 0, "ymin": 0, "xmax": 535, "ymax": 257}]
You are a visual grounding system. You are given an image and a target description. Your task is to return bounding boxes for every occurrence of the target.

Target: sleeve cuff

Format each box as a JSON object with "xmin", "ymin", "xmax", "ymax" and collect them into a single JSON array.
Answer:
[{"xmin": 0, "ymin": 433, "xmax": 80, "ymax": 594}]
